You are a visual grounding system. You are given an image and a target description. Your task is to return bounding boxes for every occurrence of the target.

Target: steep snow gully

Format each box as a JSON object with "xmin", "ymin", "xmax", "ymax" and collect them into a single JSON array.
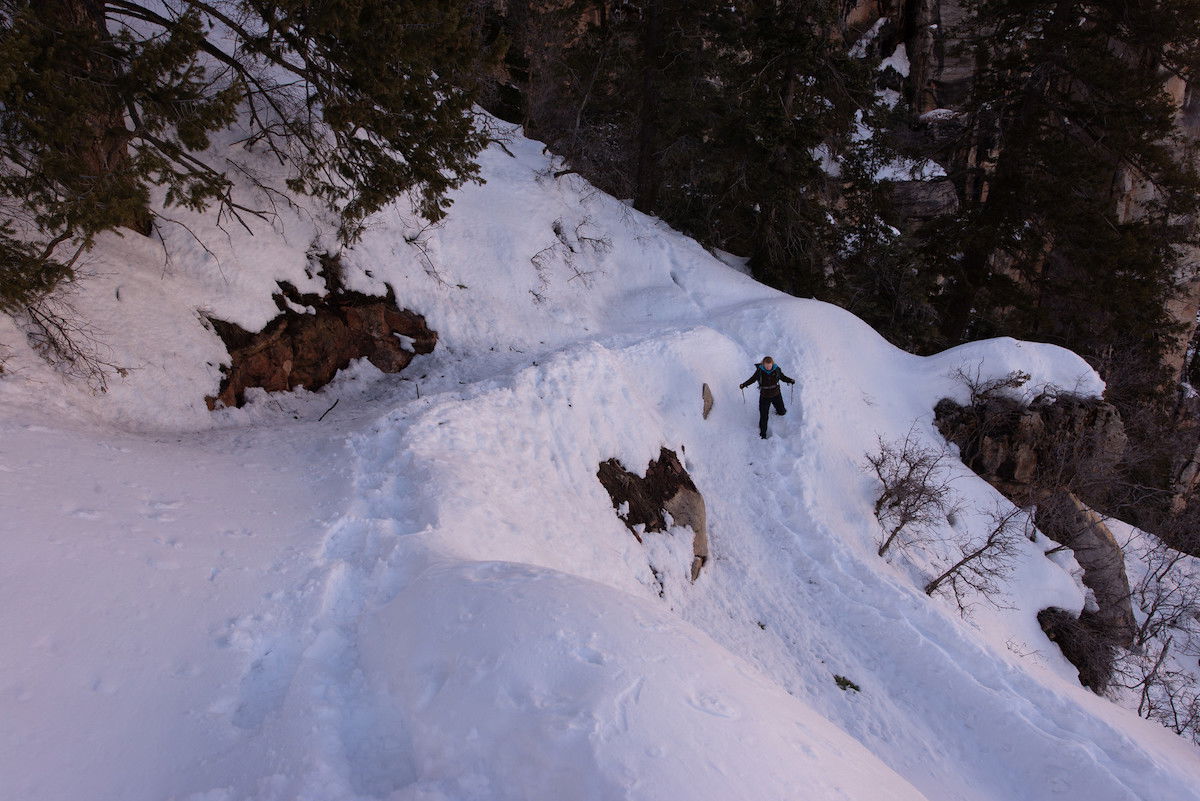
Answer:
[{"xmin": 3, "ymin": 129, "xmax": 1200, "ymax": 800}]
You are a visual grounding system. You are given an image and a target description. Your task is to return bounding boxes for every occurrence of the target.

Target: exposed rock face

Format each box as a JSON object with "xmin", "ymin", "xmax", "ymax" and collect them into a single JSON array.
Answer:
[
  {"xmin": 885, "ymin": 179, "xmax": 959, "ymax": 230},
  {"xmin": 843, "ymin": 0, "xmax": 878, "ymax": 31},
  {"xmin": 702, "ymin": 383, "xmax": 714, "ymax": 420},
  {"xmin": 206, "ymin": 278, "xmax": 436, "ymax": 409},
  {"xmin": 938, "ymin": 392, "xmax": 1135, "ymax": 688},
  {"xmin": 1037, "ymin": 493, "xmax": 1137, "ymax": 648},
  {"xmin": 838, "ymin": 1, "xmax": 974, "ymax": 112},
  {"xmin": 1175, "ymin": 444, "xmax": 1200, "ymax": 514},
  {"xmin": 934, "ymin": 394, "xmax": 1127, "ymax": 499},
  {"xmin": 596, "ymin": 448, "xmax": 709, "ymax": 581},
  {"xmin": 905, "ymin": 0, "xmax": 975, "ymax": 112}
]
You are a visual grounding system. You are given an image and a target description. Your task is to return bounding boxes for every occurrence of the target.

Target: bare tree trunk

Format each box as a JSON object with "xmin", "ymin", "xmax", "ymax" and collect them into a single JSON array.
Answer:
[
  {"xmin": 43, "ymin": 0, "xmax": 151, "ymax": 235},
  {"xmin": 633, "ymin": 2, "xmax": 663, "ymax": 213},
  {"xmin": 924, "ymin": 542, "xmax": 987, "ymax": 595},
  {"xmin": 877, "ymin": 523, "xmax": 907, "ymax": 557}
]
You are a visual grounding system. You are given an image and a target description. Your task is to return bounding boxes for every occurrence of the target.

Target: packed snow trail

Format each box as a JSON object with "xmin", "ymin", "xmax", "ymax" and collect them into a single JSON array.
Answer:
[
  {"xmin": 0, "ymin": 413, "xmax": 354, "ymax": 800},
  {"xmin": 3, "ymin": 125, "xmax": 1200, "ymax": 800},
  {"xmin": 270, "ymin": 315, "xmax": 1193, "ymax": 801},
  {"xmin": 168, "ymin": 318, "xmax": 1196, "ymax": 800}
]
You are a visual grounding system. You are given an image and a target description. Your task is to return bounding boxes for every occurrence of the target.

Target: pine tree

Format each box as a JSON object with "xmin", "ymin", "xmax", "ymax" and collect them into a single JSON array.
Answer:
[
  {"xmin": 498, "ymin": 1, "xmax": 886, "ymax": 295},
  {"xmin": 688, "ymin": 0, "xmax": 883, "ymax": 295},
  {"xmin": 0, "ymin": 0, "xmax": 497, "ymax": 312},
  {"xmin": 932, "ymin": 0, "xmax": 1200, "ymax": 398}
]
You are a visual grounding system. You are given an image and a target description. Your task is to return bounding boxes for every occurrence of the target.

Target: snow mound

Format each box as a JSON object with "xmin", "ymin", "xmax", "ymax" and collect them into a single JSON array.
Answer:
[{"xmin": 356, "ymin": 561, "xmax": 929, "ymax": 801}]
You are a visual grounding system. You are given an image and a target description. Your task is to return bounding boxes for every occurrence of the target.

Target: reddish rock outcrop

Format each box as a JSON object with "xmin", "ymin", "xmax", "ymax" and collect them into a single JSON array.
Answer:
[
  {"xmin": 206, "ymin": 281, "xmax": 435, "ymax": 409},
  {"xmin": 597, "ymin": 448, "xmax": 709, "ymax": 581}
]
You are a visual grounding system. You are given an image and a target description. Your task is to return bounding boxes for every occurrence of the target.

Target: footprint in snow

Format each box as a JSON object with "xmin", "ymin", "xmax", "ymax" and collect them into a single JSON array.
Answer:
[
  {"xmin": 144, "ymin": 500, "xmax": 182, "ymax": 522},
  {"xmin": 231, "ymin": 641, "xmax": 304, "ymax": 730},
  {"xmin": 576, "ymin": 646, "xmax": 606, "ymax": 666},
  {"xmin": 686, "ymin": 691, "xmax": 740, "ymax": 719},
  {"xmin": 68, "ymin": 508, "xmax": 103, "ymax": 520}
]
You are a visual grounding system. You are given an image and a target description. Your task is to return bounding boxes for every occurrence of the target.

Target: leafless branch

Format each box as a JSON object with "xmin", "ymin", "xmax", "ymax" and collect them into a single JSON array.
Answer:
[
  {"xmin": 22, "ymin": 298, "xmax": 130, "ymax": 393},
  {"xmin": 867, "ymin": 428, "xmax": 958, "ymax": 557},
  {"xmin": 925, "ymin": 505, "xmax": 1030, "ymax": 613}
]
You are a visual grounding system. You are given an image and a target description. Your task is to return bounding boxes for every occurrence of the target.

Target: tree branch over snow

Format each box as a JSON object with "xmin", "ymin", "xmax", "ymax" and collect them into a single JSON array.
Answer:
[
  {"xmin": 924, "ymin": 505, "xmax": 1029, "ymax": 612},
  {"xmin": 867, "ymin": 429, "xmax": 957, "ymax": 557},
  {"xmin": 0, "ymin": 0, "xmax": 497, "ymax": 313}
]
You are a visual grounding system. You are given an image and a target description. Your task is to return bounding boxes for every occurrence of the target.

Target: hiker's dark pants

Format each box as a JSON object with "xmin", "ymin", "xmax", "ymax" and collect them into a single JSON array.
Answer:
[{"xmin": 758, "ymin": 393, "xmax": 786, "ymax": 437}]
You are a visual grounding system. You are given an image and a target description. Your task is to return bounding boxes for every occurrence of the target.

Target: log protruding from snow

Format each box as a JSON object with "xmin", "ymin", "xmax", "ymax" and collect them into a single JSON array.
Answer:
[{"xmin": 597, "ymin": 447, "xmax": 708, "ymax": 581}]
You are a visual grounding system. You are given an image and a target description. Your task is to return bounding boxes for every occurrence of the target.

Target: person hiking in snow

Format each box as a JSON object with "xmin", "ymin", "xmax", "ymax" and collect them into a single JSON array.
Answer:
[{"xmin": 739, "ymin": 356, "xmax": 796, "ymax": 439}]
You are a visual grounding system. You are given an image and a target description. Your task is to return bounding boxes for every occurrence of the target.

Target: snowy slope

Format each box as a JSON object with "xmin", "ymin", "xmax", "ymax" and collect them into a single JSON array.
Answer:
[{"xmin": 2, "ymin": 125, "xmax": 1199, "ymax": 801}]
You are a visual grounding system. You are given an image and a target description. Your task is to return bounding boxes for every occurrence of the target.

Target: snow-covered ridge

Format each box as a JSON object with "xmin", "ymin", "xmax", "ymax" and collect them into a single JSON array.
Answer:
[{"xmin": 2, "ymin": 123, "xmax": 1198, "ymax": 801}]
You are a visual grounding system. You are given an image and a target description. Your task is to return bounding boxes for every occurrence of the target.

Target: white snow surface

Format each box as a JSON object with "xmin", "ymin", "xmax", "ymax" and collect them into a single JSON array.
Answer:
[
  {"xmin": 3, "ymin": 124, "xmax": 1199, "ymax": 801},
  {"xmin": 881, "ymin": 45, "xmax": 911, "ymax": 78}
]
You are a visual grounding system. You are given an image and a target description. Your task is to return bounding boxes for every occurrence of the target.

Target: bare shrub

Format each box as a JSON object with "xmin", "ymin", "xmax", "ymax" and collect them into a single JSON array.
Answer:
[
  {"xmin": 925, "ymin": 505, "xmax": 1031, "ymax": 611},
  {"xmin": 1154, "ymin": 494, "xmax": 1200, "ymax": 558},
  {"xmin": 867, "ymin": 428, "xmax": 1072, "ymax": 617},
  {"xmin": 1115, "ymin": 638, "xmax": 1200, "ymax": 743},
  {"xmin": 867, "ymin": 430, "xmax": 957, "ymax": 557},
  {"xmin": 1131, "ymin": 538, "xmax": 1200, "ymax": 650},
  {"xmin": 403, "ymin": 220, "xmax": 453, "ymax": 287},
  {"xmin": 1038, "ymin": 607, "xmax": 1121, "ymax": 693},
  {"xmin": 1111, "ymin": 531, "xmax": 1200, "ymax": 743},
  {"xmin": 1141, "ymin": 647, "xmax": 1200, "ymax": 742},
  {"xmin": 21, "ymin": 298, "xmax": 128, "ymax": 393},
  {"xmin": 530, "ymin": 216, "xmax": 611, "ymax": 294},
  {"xmin": 949, "ymin": 364, "xmax": 1032, "ymax": 404}
]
